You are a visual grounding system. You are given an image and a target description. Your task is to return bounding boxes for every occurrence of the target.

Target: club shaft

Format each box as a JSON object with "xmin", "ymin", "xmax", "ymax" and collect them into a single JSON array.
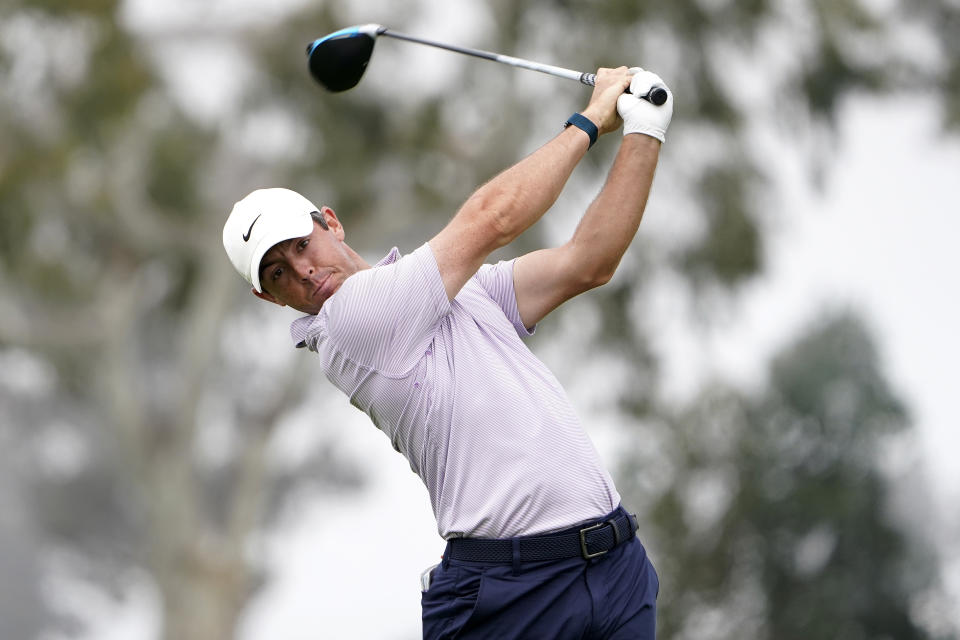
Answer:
[{"xmin": 380, "ymin": 29, "xmax": 593, "ymax": 87}]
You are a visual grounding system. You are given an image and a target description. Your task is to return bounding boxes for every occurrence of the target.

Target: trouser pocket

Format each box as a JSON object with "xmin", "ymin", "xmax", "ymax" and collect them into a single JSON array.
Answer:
[{"xmin": 421, "ymin": 565, "xmax": 486, "ymax": 640}]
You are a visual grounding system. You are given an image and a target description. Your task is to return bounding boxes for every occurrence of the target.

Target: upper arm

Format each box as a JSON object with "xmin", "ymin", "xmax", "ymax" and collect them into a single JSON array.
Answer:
[
  {"xmin": 512, "ymin": 244, "xmax": 603, "ymax": 328},
  {"xmin": 429, "ymin": 195, "xmax": 509, "ymax": 302}
]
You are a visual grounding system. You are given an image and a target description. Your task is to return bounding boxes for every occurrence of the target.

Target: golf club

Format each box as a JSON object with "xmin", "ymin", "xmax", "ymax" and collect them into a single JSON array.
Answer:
[{"xmin": 306, "ymin": 24, "xmax": 668, "ymax": 106}]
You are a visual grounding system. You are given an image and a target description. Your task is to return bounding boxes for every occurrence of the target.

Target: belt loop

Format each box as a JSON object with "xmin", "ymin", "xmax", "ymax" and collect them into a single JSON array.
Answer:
[
  {"xmin": 609, "ymin": 518, "xmax": 623, "ymax": 546},
  {"xmin": 442, "ymin": 541, "xmax": 452, "ymax": 570},
  {"xmin": 511, "ymin": 538, "xmax": 522, "ymax": 576}
]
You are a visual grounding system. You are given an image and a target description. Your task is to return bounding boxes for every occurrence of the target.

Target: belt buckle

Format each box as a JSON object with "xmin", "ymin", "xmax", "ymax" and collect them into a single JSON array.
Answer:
[{"xmin": 579, "ymin": 522, "xmax": 609, "ymax": 560}]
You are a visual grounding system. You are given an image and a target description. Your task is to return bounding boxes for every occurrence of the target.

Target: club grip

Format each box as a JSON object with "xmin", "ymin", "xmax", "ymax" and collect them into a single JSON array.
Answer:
[{"xmin": 579, "ymin": 72, "xmax": 668, "ymax": 106}]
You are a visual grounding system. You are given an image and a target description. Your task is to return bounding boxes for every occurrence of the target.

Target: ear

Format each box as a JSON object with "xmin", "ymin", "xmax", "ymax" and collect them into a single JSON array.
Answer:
[
  {"xmin": 320, "ymin": 206, "xmax": 346, "ymax": 241},
  {"xmin": 252, "ymin": 287, "xmax": 286, "ymax": 307}
]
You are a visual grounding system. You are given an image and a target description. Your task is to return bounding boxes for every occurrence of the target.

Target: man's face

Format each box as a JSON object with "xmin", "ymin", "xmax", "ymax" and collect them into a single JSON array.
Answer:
[{"xmin": 253, "ymin": 207, "xmax": 362, "ymax": 315}]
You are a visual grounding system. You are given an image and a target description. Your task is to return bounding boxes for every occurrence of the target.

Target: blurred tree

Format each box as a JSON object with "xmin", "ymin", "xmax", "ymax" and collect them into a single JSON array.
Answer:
[
  {"xmin": 0, "ymin": 0, "xmax": 957, "ymax": 638},
  {"xmin": 619, "ymin": 313, "xmax": 944, "ymax": 639},
  {"xmin": 0, "ymin": 1, "xmax": 368, "ymax": 638},
  {"xmin": 542, "ymin": 1, "xmax": 957, "ymax": 637},
  {"xmin": 0, "ymin": 398, "xmax": 56, "ymax": 637}
]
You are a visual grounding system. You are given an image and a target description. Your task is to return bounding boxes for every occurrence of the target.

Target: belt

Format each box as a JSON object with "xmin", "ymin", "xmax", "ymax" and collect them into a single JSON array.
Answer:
[{"xmin": 446, "ymin": 509, "xmax": 639, "ymax": 563}]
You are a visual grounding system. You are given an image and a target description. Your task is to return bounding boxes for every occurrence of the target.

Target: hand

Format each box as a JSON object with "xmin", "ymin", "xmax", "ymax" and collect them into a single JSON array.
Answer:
[
  {"xmin": 617, "ymin": 68, "xmax": 673, "ymax": 142},
  {"xmin": 580, "ymin": 67, "xmax": 632, "ymax": 136}
]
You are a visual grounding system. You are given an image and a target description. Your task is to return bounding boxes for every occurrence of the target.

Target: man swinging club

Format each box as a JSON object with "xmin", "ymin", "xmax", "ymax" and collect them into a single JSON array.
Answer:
[{"xmin": 223, "ymin": 66, "xmax": 673, "ymax": 639}]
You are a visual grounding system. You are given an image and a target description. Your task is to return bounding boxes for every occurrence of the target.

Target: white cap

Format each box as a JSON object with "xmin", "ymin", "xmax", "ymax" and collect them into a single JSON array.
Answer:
[{"xmin": 222, "ymin": 188, "xmax": 319, "ymax": 293}]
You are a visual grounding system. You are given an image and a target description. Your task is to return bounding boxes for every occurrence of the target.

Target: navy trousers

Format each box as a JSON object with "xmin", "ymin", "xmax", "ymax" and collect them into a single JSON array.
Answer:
[{"xmin": 421, "ymin": 509, "xmax": 659, "ymax": 640}]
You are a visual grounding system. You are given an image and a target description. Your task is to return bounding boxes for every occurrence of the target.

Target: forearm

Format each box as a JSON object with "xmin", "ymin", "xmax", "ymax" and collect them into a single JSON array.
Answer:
[
  {"xmin": 511, "ymin": 69, "xmax": 671, "ymax": 324},
  {"xmin": 569, "ymin": 134, "xmax": 661, "ymax": 283},
  {"xmin": 457, "ymin": 126, "xmax": 590, "ymax": 250},
  {"xmin": 450, "ymin": 68, "xmax": 630, "ymax": 254},
  {"xmin": 429, "ymin": 67, "xmax": 633, "ymax": 301}
]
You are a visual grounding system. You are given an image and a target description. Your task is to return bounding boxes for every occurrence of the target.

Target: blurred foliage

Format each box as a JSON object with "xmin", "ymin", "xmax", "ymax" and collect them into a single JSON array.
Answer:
[
  {"xmin": 685, "ymin": 164, "xmax": 762, "ymax": 286},
  {"xmin": 0, "ymin": 0, "xmax": 957, "ymax": 638},
  {"xmin": 620, "ymin": 313, "xmax": 940, "ymax": 639},
  {"xmin": 0, "ymin": 1, "xmax": 367, "ymax": 638}
]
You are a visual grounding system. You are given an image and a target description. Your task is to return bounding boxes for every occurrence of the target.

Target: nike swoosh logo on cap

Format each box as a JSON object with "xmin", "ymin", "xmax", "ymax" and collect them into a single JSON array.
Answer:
[{"xmin": 242, "ymin": 214, "xmax": 261, "ymax": 242}]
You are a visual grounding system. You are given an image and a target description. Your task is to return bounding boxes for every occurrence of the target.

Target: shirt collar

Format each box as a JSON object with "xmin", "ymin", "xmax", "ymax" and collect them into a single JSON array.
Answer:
[{"xmin": 375, "ymin": 246, "xmax": 401, "ymax": 267}]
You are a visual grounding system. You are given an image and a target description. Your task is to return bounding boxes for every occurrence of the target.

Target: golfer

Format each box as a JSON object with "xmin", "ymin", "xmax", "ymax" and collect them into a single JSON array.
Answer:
[{"xmin": 223, "ymin": 67, "xmax": 672, "ymax": 639}]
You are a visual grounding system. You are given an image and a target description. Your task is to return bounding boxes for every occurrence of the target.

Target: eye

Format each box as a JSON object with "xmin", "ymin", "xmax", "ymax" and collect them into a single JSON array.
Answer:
[
  {"xmin": 271, "ymin": 266, "xmax": 284, "ymax": 281},
  {"xmin": 297, "ymin": 238, "xmax": 309, "ymax": 251}
]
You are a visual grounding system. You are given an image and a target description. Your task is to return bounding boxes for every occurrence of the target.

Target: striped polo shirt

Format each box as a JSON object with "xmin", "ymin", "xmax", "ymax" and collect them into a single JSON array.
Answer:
[{"xmin": 290, "ymin": 243, "xmax": 619, "ymax": 539}]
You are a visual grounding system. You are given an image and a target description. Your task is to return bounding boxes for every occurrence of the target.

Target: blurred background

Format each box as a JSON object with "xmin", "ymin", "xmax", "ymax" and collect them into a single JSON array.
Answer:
[{"xmin": 1, "ymin": 0, "xmax": 958, "ymax": 638}]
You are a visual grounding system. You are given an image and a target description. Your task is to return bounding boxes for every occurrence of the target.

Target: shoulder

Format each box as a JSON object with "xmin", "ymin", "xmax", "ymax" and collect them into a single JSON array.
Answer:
[{"xmin": 327, "ymin": 244, "xmax": 447, "ymax": 320}]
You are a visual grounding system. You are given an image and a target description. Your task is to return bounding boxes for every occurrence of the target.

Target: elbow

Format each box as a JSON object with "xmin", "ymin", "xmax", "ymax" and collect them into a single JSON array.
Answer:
[
  {"xmin": 595, "ymin": 268, "xmax": 616, "ymax": 288},
  {"xmin": 556, "ymin": 241, "xmax": 619, "ymax": 295},
  {"xmin": 465, "ymin": 186, "xmax": 521, "ymax": 249},
  {"xmin": 563, "ymin": 230, "xmax": 627, "ymax": 292},
  {"xmin": 488, "ymin": 209, "xmax": 516, "ymax": 250},
  {"xmin": 565, "ymin": 255, "xmax": 615, "ymax": 295},
  {"xmin": 583, "ymin": 266, "xmax": 615, "ymax": 291},
  {"xmin": 569, "ymin": 245, "xmax": 618, "ymax": 291}
]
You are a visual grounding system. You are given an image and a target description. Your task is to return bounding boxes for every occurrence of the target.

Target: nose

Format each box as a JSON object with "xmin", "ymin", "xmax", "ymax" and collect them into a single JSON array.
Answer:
[{"xmin": 291, "ymin": 256, "xmax": 315, "ymax": 281}]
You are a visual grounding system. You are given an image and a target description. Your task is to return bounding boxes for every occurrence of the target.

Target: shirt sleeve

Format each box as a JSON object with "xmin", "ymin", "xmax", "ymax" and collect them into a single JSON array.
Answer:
[
  {"xmin": 311, "ymin": 243, "xmax": 451, "ymax": 376},
  {"xmin": 474, "ymin": 259, "xmax": 536, "ymax": 338}
]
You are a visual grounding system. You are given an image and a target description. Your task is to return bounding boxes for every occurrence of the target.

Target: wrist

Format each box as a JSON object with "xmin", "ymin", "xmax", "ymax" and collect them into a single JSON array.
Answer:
[
  {"xmin": 579, "ymin": 107, "xmax": 603, "ymax": 130},
  {"xmin": 622, "ymin": 131, "xmax": 662, "ymax": 150},
  {"xmin": 623, "ymin": 126, "xmax": 666, "ymax": 143},
  {"xmin": 564, "ymin": 113, "xmax": 599, "ymax": 149}
]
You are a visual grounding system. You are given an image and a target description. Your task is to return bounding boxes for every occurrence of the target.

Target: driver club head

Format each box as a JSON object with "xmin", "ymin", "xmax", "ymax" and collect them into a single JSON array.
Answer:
[{"xmin": 306, "ymin": 24, "xmax": 382, "ymax": 92}]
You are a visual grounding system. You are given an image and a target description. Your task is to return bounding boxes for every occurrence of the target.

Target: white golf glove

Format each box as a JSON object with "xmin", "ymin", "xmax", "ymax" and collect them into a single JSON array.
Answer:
[{"xmin": 617, "ymin": 68, "xmax": 673, "ymax": 142}]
